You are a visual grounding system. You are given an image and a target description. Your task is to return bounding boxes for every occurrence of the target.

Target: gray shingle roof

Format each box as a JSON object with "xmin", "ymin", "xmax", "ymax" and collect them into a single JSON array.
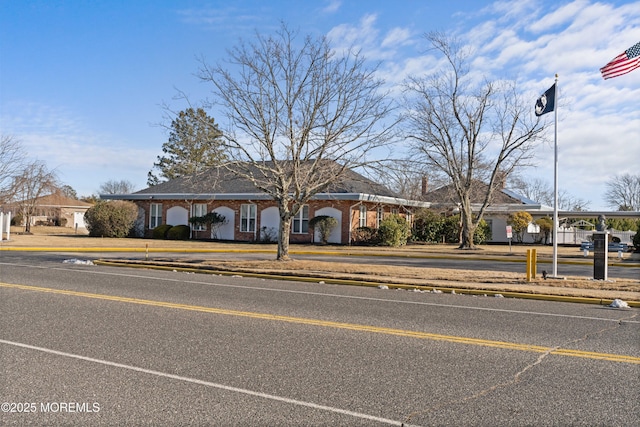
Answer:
[
  {"xmin": 134, "ymin": 162, "xmax": 398, "ymax": 198},
  {"xmin": 423, "ymin": 181, "xmax": 528, "ymax": 205}
]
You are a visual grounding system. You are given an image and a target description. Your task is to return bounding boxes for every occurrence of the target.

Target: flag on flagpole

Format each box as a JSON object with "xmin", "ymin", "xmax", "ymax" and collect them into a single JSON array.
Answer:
[
  {"xmin": 535, "ymin": 84, "xmax": 555, "ymax": 117},
  {"xmin": 600, "ymin": 41, "xmax": 640, "ymax": 79}
]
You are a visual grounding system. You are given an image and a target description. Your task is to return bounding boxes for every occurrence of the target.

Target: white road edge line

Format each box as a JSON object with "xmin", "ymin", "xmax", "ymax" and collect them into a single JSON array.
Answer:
[{"xmin": 0, "ymin": 338, "xmax": 417, "ymax": 427}]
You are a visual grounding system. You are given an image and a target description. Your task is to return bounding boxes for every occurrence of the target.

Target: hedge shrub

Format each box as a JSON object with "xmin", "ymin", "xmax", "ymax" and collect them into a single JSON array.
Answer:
[
  {"xmin": 412, "ymin": 210, "xmax": 491, "ymax": 245},
  {"xmin": 84, "ymin": 200, "xmax": 138, "ymax": 238},
  {"xmin": 152, "ymin": 224, "xmax": 173, "ymax": 239},
  {"xmin": 166, "ymin": 224, "xmax": 190, "ymax": 240},
  {"xmin": 378, "ymin": 214, "xmax": 411, "ymax": 247}
]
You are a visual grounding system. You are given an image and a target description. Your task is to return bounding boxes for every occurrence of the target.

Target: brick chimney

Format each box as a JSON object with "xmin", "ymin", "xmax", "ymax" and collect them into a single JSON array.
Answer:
[{"xmin": 421, "ymin": 176, "xmax": 429, "ymax": 196}]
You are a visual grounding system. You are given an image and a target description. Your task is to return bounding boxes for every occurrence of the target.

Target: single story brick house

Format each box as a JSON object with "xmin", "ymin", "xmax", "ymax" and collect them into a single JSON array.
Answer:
[{"xmin": 102, "ymin": 164, "xmax": 431, "ymax": 244}]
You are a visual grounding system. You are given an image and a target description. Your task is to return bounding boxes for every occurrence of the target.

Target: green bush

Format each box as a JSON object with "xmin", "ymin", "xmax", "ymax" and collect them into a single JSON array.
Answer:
[
  {"xmin": 412, "ymin": 209, "xmax": 444, "ymax": 242},
  {"xmin": 633, "ymin": 223, "xmax": 640, "ymax": 251},
  {"xmin": 84, "ymin": 200, "xmax": 138, "ymax": 238},
  {"xmin": 473, "ymin": 219, "xmax": 491, "ymax": 245},
  {"xmin": 166, "ymin": 224, "xmax": 190, "ymax": 240},
  {"xmin": 412, "ymin": 210, "xmax": 490, "ymax": 245},
  {"xmin": 309, "ymin": 215, "xmax": 338, "ymax": 244},
  {"xmin": 441, "ymin": 215, "xmax": 462, "ymax": 243},
  {"xmin": 378, "ymin": 214, "xmax": 411, "ymax": 247},
  {"xmin": 152, "ymin": 224, "xmax": 173, "ymax": 239}
]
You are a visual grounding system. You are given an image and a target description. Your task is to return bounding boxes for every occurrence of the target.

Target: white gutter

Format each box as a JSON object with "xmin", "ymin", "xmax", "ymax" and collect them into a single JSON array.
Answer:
[{"xmin": 101, "ymin": 192, "xmax": 432, "ymax": 208}]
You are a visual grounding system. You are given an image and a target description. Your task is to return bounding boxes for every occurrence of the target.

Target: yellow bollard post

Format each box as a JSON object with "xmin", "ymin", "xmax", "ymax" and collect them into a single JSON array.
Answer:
[
  {"xmin": 526, "ymin": 249, "xmax": 532, "ymax": 282},
  {"xmin": 532, "ymin": 248, "xmax": 537, "ymax": 279}
]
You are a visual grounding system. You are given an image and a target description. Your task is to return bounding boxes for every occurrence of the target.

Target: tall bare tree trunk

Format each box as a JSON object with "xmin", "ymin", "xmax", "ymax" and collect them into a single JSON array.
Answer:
[
  {"xmin": 277, "ymin": 214, "xmax": 292, "ymax": 261},
  {"xmin": 459, "ymin": 209, "xmax": 476, "ymax": 249}
]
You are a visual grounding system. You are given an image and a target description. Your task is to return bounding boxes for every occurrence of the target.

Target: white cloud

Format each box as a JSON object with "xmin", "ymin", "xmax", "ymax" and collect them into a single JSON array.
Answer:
[
  {"xmin": 381, "ymin": 27, "xmax": 412, "ymax": 49},
  {"xmin": 327, "ymin": 13, "xmax": 379, "ymax": 53},
  {"xmin": 322, "ymin": 0, "xmax": 341, "ymax": 14},
  {"xmin": 527, "ymin": 0, "xmax": 589, "ymax": 33},
  {"xmin": 331, "ymin": 0, "xmax": 640, "ymax": 209}
]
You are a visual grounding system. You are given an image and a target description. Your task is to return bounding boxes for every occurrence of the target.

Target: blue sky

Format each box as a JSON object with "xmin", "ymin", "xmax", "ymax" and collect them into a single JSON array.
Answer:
[{"xmin": 1, "ymin": 0, "xmax": 639, "ymax": 210}]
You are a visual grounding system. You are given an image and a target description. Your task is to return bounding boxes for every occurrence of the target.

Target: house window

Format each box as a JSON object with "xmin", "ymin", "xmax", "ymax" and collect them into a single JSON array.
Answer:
[
  {"xmin": 359, "ymin": 205, "xmax": 367, "ymax": 227},
  {"xmin": 376, "ymin": 206, "xmax": 384, "ymax": 228},
  {"xmin": 240, "ymin": 204, "xmax": 256, "ymax": 232},
  {"xmin": 150, "ymin": 203, "xmax": 162, "ymax": 229},
  {"xmin": 192, "ymin": 203, "xmax": 207, "ymax": 231},
  {"xmin": 391, "ymin": 208, "xmax": 399, "ymax": 215},
  {"xmin": 292, "ymin": 205, "xmax": 309, "ymax": 234}
]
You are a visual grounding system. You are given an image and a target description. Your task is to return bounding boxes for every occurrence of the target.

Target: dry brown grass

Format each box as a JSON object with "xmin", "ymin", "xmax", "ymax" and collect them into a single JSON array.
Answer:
[
  {"xmin": 6, "ymin": 226, "xmax": 640, "ymax": 301},
  {"xmin": 197, "ymin": 259, "xmax": 639, "ymax": 291}
]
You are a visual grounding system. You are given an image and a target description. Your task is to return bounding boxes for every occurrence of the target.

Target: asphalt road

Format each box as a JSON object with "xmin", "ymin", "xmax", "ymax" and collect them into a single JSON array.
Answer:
[{"xmin": 1, "ymin": 252, "xmax": 639, "ymax": 426}]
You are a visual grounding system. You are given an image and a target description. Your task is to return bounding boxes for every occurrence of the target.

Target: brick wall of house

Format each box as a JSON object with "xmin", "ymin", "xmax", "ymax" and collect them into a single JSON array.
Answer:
[{"xmin": 133, "ymin": 198, "xmax": 410, "ymax": 244}]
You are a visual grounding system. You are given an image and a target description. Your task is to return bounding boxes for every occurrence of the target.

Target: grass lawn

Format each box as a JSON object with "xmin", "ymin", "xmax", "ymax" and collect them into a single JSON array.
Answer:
[{"xmin": 4, "ymin": 226, "xmax": 639, "ymax": 302}]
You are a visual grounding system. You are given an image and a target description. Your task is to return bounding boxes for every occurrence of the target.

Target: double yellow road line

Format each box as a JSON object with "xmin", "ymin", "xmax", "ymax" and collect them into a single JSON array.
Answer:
[{"xmin": 2, "ymin": 282, "xmax": 638, "ymax": 365}]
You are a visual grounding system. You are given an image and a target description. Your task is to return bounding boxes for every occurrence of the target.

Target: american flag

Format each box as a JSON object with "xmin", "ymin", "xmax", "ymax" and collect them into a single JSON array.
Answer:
[{"xmin": 600, "ymin": 41, "xmax": 640, "ymax": 79}]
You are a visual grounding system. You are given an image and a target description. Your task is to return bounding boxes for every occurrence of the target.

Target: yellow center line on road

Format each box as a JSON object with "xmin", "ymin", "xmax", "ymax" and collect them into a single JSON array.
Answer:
[{"xmin": 2, "ymin": 282, "xmax": 639, "ymax": 365}]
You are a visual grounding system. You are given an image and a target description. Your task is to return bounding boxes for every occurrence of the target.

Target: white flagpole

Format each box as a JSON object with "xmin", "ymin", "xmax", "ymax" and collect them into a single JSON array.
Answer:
[{"xmin": 552, "ymin": 74, "xmax": 559, "ymax": 277}]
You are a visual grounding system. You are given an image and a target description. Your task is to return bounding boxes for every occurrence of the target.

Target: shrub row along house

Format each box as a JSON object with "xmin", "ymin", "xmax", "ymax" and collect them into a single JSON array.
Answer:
[{"xmin": 102, "ymin": 163, "xmax": 431, "ymax": 244}]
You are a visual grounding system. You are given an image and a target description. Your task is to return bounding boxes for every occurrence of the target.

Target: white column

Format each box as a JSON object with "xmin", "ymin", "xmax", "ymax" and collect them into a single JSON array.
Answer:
[{"xmin": 5, "ymin": 212, "xmax": 11, "ymax": 240}]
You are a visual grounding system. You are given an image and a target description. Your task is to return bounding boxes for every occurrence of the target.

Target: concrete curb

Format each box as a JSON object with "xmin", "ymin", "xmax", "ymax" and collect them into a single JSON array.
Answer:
[
  {"xmin": 3, "ymin": 246, "xmax": 639, "ymax": 268},
  {"xmin": 94, "ymin": 259, "xmax": 640, "ymax": 308},
  {"xmin": 4, "ymin": 245, "xmax": 637, "ymax": 306}
]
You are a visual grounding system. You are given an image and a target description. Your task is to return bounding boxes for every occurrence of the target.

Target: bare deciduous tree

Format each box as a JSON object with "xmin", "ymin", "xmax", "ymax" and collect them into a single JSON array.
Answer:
[
  {"xmin": 404, "ymin": 33, "xmax": 548, "ymax": 249},
  {"xmin": 509, "ymin": 177, "xmax": 553, "ymax": 205},
  {"xmin": 509, "ymin": 176, "xmax": 590, "ymax": 211},
  {"xmin": 604, "ymin": 173, "xmax": 640, "ymax": 211},
  {"xmin": 0, "ymin": 135, "xmax": 27, "ymax": 203},
  {"xmin": 199, "ymin": 24, "xmax": 397, "ymax": 260},
  {"xmin": 374, "ymin": 159, "xmax": 446, "ymax": 201},
  {"xmin": 10, "ymin": 161, "xmax": 59, "ymax": 232},
  {"xmin": 99, "ymin": 179, "xmax": 137, "ymax": 195}
]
